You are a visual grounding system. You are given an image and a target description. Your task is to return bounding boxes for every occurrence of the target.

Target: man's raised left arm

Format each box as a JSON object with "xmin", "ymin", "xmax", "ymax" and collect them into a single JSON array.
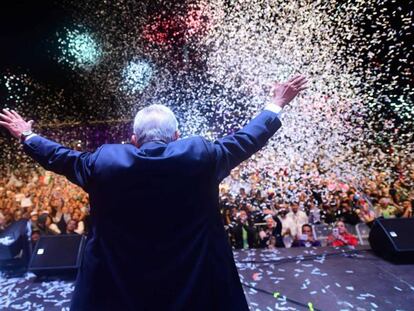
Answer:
[{"xmin": 0, "ymin": 109, "xmax": 101, "ymax": 190}]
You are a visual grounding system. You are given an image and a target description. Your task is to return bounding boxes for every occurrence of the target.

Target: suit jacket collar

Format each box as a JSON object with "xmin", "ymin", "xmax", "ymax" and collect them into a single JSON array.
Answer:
[{"xmin": 139, "ymin": 140, "xmax": 167, "ymax": 150}]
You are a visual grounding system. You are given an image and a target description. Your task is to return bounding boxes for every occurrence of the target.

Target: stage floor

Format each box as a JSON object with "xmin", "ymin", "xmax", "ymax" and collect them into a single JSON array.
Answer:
[
  {"xmin": 1, "ymin": 246, "xmax": 413, "ymax": 310},
  {"xmin": 236, "ymin": 246, "xmax": 414, "ymax": 311}
]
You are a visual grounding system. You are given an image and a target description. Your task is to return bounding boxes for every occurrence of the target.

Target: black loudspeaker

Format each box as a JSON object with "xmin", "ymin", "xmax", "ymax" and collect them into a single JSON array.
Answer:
[
  {"xmin": 369, "ymin": 218, "xmax": 414, "ymax": 263},
  {"xmin": 29, "ymin": 234, "xmax": 86, "ymax": 276}
]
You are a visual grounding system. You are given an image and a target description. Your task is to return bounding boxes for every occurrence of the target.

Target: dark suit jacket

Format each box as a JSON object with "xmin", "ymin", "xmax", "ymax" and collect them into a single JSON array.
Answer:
[
  {"xmin": 232, "ymin": 221, "xmax": 257, "ymax": 249},
  {"xmin": 23, "ymin": 110, "xmax": 281, "ymax": 311}
]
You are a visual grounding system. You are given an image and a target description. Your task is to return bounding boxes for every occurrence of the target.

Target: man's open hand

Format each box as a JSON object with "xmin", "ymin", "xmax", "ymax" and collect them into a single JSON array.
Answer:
[
  {"xmin": 272, "ymin": 75, "xmax": 308, "ymax": 108},
  {"xmin": 0, "ymin": 109, "xmax": 34, "ymax": 139}
]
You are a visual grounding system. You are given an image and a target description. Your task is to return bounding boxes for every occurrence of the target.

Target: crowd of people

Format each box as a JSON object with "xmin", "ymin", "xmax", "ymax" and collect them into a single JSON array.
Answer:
[
  {"xmin": 219, "ymin": 159, "xmax": 414, "ymax": 249},
  {"xmin": 0, "ymin": 166, "xmax": 89, "ymax": 245},
  {"xmin": 0, "ymin": 157, "xmax": 413, "ymax": 250}
]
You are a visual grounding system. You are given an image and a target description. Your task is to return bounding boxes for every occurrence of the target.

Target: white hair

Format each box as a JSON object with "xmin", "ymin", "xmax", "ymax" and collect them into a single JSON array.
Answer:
[{"xmin": 133, "ymin": 104, "xmax": 178, "ymax": 146}]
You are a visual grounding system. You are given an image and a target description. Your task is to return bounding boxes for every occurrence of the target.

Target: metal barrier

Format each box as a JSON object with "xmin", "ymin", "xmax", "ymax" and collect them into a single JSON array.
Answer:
[{"xmin": 356, "ymin": 223, "xmax": 371, "ymax": 245}]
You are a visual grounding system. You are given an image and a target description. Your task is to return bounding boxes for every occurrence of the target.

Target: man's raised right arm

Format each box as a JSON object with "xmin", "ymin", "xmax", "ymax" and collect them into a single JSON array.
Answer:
[{"xmin": 211, "ymin": 75, "xmax": 308, "ymax": 182}]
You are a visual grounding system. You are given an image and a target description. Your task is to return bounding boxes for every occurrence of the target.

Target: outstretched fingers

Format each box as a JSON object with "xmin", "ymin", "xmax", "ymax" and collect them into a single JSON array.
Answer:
[
  {"xmin": 294, "ymin": 78, "xmax": 308, "ymax": 91},
  {"xmin": 297, "ymin": 79, "xmax": 308, "ymax": 87},
  {"xmin": 0, "ymin": 113, "xmax": 13, "ymax": 123},
  {"xmin": 292, "ymin": 76, "xmax": 307, "ymax": 86},
  {"xmin": 10, "ymin": 109, "xmax": 23, "ymax": 120},
  {"xmin": 0, "ymin": 120, "xmax": 11, "ymax": 129},
  {"xmin": 288, "ymin": 75, "xmax": 302, "ymax": 83},
  {"xmin": 2, "ymin": 109, "xmax": 16, "ymax": 119},
  {"xmin": 289, "ymin": 75, "xmax": 306, "ymax": 84}
]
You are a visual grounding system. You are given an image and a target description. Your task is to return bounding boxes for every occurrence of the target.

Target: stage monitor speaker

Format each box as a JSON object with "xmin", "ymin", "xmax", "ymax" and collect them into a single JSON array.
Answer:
[
  {"xmin": 29, "ymin": 234, "xmax": 86, "ymax": 276},
  {"xmin": 369, "ymin": 218, "xmax": 414, "ymax": 263}
]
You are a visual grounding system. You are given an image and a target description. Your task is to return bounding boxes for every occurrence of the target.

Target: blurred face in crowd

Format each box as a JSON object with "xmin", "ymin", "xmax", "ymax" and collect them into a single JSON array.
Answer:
[
  {"xmin": 341, "ymin": 202, "xmax": 350, "ymax": 211},
  {"xmin": 30, "ymin": 213, "xmax": 38, "ymax": 222},
  {"xmin": 41, "ymin": 196, "xmax": 49, "ymax": 206},
  {"xmin": 81, "ymin": 196, "xmax": 88, "ymax": 204},
  {"xmin": 6, "ymin": 190, "xmax": 14, "ymax": 199},
  {"xmin": 67, "ymin": 220, "xmax": 77, "ymax": 232},
  {"xmin": 302, "ymin": 224, "xmax": 313, "ymax": 238},
  {"xmin": 266, "ymin": 217, "xmax": 275, "ymax": 229},
  {"xmin": 308, "ymin": 202, "xmax": 315, "ymax": 210},
  {"xmin": 360, "ymin": 201, "xmax": 369, "ymax": 212},
  {"xmin": 278, "ymin": 208, "xmax": 288, "ymax": 218},
  {"xmin": 379, "ymin": 197, "xmax": 390, "ymax": 208},
  {"xmin": 38, "ymin": 214, "xmax": 49, "ymax": 227},
  {"xmin": 336, "ymin": 221, "xmax": 347, "ymax": 235},
  {"xmin": 32, "ymin": 196, "xmax": 39, "ymax": 205},
  {"xmin": 231, "ymin": 207, "xmax": 238, "ymax": 218},
  {"xmin": 380, "ymin": 186, "xmax": 389, "ymax": 197},
  {"xmin": 72, "ymin": 211, "xmax": 81, "ymax": 221},
  {"xmin": 291, "ymin": 204, "xmax": 299, "ymax": 213},
  {"xmin": 68, "ymin": 198, "xmax": 77, "ymax": 207},
  {"xmin": 50, "ymin": 196, "xmax": 60, "ymax": 208},
  {"xmin": 239, "ymin": 210, "xmax": 248, "ymax": 222},
  {"xmin": 5, "ymin": 213, "xmax": 12, "ymax": 224},
  {"xmin": 62, "ymin": 205, "xmax": 69, "ymax": 214},
  {"xmin": 14, "ymin": 210, "xmax": 23, "ymax": 221},
  {"xmin": 402, "ymin": 200, "xmax": 411, "ymax": 210}
]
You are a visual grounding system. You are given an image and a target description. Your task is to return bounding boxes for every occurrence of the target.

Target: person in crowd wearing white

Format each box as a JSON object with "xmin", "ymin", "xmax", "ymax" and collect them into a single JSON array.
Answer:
[
  {"xmin": 71, "ymin": 210, "xmax": 85, "ymax": 235},
  {"xmin": 287, "ymin": 202, "xmax": 308, "ymax": 236},
  {"xmin": 278, "ymin": 207, "xmax": 297, "ymax": 238}
]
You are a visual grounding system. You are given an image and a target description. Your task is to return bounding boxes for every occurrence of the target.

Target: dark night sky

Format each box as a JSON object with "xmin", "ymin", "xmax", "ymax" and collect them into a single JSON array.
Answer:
[{"xmin": 0, "ymin": 0, "xmax": 71, "ymax": 86}]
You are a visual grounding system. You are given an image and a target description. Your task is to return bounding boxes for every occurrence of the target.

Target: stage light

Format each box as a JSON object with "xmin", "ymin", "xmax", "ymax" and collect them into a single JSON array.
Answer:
[
  {"xmin": 120, "ymin": 60, "xmax": 154, "ymax": 95},
  {"xmin": 58, "ymin": 28, "xmax": 102, "ymax": 69}
]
